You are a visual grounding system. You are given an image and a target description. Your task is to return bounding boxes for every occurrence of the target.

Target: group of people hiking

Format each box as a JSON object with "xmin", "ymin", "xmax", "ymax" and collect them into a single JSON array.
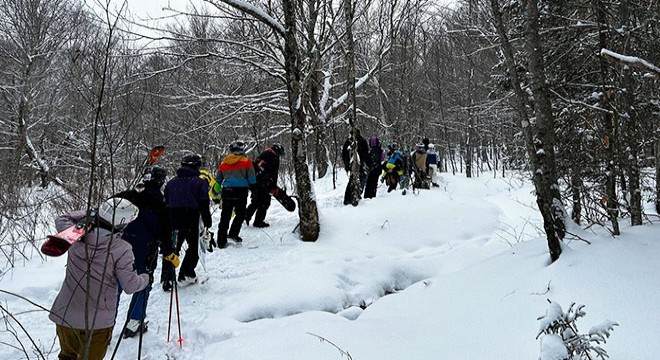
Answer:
[
  {"xmin": 342, "ymin": 130, "xmax": 440, "ymax": 203},
  {"xmin": 47, "ymin": 133, "xmax": 441, "ymax": 359},
  {"xmin": 48, "ymin": 141, "xmax": 285, "ymax": 359}
]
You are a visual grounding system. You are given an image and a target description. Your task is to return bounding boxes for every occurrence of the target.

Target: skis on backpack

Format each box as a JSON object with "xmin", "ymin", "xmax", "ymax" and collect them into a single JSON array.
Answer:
[
  {"xmin": 41, "ymin": 145, "xmax": 165, "ymax": 257},
  {"xmin": 271, "ymin": 186, "xmax": 296, "ymax": 212}
]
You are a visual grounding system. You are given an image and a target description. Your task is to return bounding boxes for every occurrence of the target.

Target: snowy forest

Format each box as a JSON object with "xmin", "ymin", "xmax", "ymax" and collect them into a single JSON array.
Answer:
[
  {"xmin": 1, "ymin": 0, "xmax": 660, "ymax": 359},
  {"xmin": 2, "ymin": 0, "xmax": 659, "ymax": 256}
]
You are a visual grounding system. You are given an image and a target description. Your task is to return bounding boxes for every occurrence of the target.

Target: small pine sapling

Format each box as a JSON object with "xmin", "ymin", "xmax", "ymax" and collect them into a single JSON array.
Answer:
[{"xmin": 537, "ymin": 299, "xmax": 618, "ymax": 360}]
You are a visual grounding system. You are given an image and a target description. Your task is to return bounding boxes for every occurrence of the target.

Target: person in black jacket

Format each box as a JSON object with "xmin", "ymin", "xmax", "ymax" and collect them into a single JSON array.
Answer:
[
  {"xmin": 115, "ymin": 166, "xmax": 176, "ymax": 337},
  {"xmin": 364, "ymin": 135, "xmax": 384, "ymax": 199},
  {"xmin": 163, "ymin": 154, "xmax": 212, "ymax": 284},
  {"xmin": 245, "ymin": 143, "xmax": 284, "ymax": 228}
]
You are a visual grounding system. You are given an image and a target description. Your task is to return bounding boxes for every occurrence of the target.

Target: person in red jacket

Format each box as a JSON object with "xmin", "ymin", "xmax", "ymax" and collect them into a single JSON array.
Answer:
[{"xmin": 215, "ymin": 141, "xmax": 257, "ymax": 248}]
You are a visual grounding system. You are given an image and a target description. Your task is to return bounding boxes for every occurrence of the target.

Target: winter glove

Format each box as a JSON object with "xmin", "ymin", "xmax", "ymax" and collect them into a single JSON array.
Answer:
[
  {"xmin": 212, "ymin": 198, "xmax": 221, "ymax": 204},
  {"xmin": 164, "ymin": 253, "xmax": 180, "ymax": 268},
  {"xmin": 380, "ymin": 177, "xmax": 385, "ymax": 184}
]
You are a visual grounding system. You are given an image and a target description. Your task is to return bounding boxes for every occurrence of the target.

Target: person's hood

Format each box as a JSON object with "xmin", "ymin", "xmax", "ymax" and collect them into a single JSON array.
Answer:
[{"xmin": 223, "ymin": 153, "xmax": 246, "ymax": 165}]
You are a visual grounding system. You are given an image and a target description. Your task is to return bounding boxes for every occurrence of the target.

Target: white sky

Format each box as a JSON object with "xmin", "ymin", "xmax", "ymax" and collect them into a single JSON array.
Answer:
[{"xmin": 1, "ymin": 170, "xmax": 658, "ymax": 359}]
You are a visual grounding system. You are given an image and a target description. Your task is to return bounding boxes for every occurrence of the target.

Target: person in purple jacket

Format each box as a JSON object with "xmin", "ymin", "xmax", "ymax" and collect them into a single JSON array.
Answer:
[
  {"xmin": 163, "ymin": 153, "xmax": 212, "ymax": 285},
  {"xmin": 49, "ymin": 198, "xmax": 150, "ymax": 360}
]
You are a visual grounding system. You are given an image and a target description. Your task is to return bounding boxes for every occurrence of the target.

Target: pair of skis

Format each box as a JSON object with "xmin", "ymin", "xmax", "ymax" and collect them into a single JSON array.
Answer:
[{"xmin": 40, "ymin": 146, "xmax": 165, "ymax": 257}]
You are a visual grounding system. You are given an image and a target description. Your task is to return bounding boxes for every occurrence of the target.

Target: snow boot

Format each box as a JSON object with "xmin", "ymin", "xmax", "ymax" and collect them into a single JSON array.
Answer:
[
  {"xmin": 123, "ymin": 319, "xmax": 148, "ymax": 338},
  {"xmin": 252, "ymin": 222, "xmax": 270, "ymax": 228}
]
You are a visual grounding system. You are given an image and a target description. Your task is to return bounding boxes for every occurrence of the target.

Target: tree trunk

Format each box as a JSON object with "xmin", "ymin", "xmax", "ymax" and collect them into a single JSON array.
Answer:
[
  {"xmin": 345, "ymin": 0, "xmax": 361, "ymax": 206},
  {"xmin": 570, "ymin": 165, "xmax": 582, "ymax": 225},
  {"xmin": 593, "ymin": 0, "xmax": 620, "ymax": 234},
  {"xmin": 282, "ymin": 0, "xmax": 320, "ymax": 241},
  {"xmin": 656, "ymin": 140, "xmax": 660, "ymax": 214},
  {"xmin": 491, "ymin": 0, "xmax": 564, "ymax": 262},
  {"xmin": 618, "ymin": 0, "xmax": 642, "ymax": 226}
]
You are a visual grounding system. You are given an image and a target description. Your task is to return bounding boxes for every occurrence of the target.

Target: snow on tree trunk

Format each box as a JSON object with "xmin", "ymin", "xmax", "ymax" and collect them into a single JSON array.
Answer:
[
  {"xmin": 523, "ymin": 0, "xmax": 565, "ymax": 262},
  {"xmin": 282, "ymin": 0, "xmax": 320, "ymax": 241},
  {"xmin": 491, "ymin": 0, "xmax": 564, "ymax": 262}
]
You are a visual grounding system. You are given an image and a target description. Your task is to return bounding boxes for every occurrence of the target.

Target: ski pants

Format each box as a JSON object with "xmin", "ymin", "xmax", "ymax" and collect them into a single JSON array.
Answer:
[
  {"xmin": 364, "ymin": 167, "xmax": 381, "ymax": 198},
  {"xmin": 429, "ymin": 164, "xmax": 438, "ymax": 184},
  {"xmin": 55, "ymin": 325, "xmax": 113, "ymax": 360},
  {"xmin": 218, "ymin": 195, "xmax": 248, "ymax": 239},
  {"xmin": 246, "ymin": 185, "xmax": 272, "ymax": 225},
  {"xmin": 166, "ymin": 209, "xmax": 201, "ymax": 279}
]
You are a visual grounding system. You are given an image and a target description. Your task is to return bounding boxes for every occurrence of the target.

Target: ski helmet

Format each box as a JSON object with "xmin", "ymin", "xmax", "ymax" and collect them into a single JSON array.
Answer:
[
  {"xmin": 271, "ymin": 143, "xmax": 285, "ymax": 156},
  {"xmin": 229, "ymin": 141, "xmax": 247, "ymax": 154},
  {"xmin": 428, "ymin": 143, "xmax": 435, "ymax": 150},
  {"xmin": 143, "ymin": 166, "xmax": 167, "ymax": 185},
  {"xmin": 98, "ymin": 198, "xmax": 139, "ymax": 230},
  {"xmin": 181, "ymin": 153, "xmax": 202, "ymax": 168}
]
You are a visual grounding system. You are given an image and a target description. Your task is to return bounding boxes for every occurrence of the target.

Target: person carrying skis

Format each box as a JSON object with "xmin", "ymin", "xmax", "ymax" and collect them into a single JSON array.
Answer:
[
  {"xmin": 245, "ymin": 143, "xmax": 285, "ymax": 228},
  {"xmin": 49, "ymin": 198, "xmax": 149, "ymax": 360},
  {"xmin": 364, "ymin": 135, "xmax": 384, "ymax": 199},
  {"xmin": 215, "ymin": 141, "xmax": 256, "ymax": 248},
  {"xmin": 163, "ymin": 153, "xmax": 212, "ymax": 284},
  {"xmin": 114, "ymin": 166, "xmax": 178, "ymax": 337}
]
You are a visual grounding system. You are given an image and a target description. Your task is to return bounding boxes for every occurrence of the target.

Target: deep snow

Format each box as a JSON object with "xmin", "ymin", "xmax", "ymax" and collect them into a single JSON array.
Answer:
[{"xmin": 1, "ymin": 171, "xmax": 658, "ymax": 359}]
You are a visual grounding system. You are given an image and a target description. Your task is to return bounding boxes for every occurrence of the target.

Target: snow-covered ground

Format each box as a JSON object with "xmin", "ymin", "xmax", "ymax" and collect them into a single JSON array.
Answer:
[{"xmin": 1, "ymin": 171, "xmax": 658, "ymax": 359}]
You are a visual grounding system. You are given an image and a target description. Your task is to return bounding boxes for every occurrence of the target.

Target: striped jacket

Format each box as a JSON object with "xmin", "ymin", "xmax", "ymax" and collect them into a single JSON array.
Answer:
[{"xmin": 217, "ymin": 154, "xmax": 256, "ymax": 198}]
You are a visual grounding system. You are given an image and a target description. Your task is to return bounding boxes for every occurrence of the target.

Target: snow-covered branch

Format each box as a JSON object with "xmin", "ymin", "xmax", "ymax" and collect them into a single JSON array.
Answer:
[
  {"xmin": 205, "ymin": 0, "xmax": 285, "ymax": 37},
  {"xmin": 600, "ymin": 48, "xmax": 660, "ymax": 78}
]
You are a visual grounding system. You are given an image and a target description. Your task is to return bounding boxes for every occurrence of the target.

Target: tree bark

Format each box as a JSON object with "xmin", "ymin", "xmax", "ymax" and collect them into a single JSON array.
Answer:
[
  {"xmin": 491, "ymin": 0, "xmax": 564, "ymax": 262},
  {"xmin": 345, "ymin": 0, "xmax": 361, "ymax": 206},
  {"xmin": 593, "ymin": 0, "xmax": 620, "ymax": 234},
  {"xmin": 282, "ymin": 0, "xmax": 320, "ymax": 241}
]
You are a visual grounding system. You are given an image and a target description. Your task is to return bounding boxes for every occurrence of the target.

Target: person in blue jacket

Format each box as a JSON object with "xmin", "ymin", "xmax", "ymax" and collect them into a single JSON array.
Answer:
[{"xmin": 115, "ymin": 166, "xmax": 176, "ymax": 337}]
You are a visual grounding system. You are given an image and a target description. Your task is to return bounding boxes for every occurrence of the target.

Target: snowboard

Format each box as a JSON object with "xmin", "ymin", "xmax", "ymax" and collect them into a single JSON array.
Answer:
[
  {"xmin": 40, "ymin": 220, "xmax": 91, "ymax": 257},
  {"xmin": 271, "ymin": 186, "xmax": 296, "ymax": 212}
]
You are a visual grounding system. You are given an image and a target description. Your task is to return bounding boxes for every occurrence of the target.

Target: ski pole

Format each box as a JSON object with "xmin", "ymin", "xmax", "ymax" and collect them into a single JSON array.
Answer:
[
  {"xmin": 110, "ymin": 289, "xmax": 141, "ymax": 359},
  {"xmin": 138, "ymin": 262, "xmax": 155, "ymax": 359},
  {"xmin": 174, "ymin": 274, "xmax": 183, "ymax": 348},
  {"xmin": 167, "ymin": 282, "xmax": 174, "ymax": 343}
]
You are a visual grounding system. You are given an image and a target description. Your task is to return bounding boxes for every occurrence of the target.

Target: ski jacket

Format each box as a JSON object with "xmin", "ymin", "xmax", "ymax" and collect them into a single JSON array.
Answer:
[
  {"xmin": 217, "ymin": 154, "xmax": 256, "ymax": 199},
  {"xmin": 369, "ymin": 146, "xmax": 384, "ymax": 169},
  {"xmin": 384, "ymin": 151, "xmax": 404, "ymax": 176},
  {"xmin": 49, "ymin": 211, "xmax": 149, "ymax": 330},
  {"xmin": 413, "ymin": 149, "xmax": 428, "ymax": 173},
  {"xmin": 164, "ymin": 166, "xmax": 212, "ymax": 228},
  {"xmin": 254, "ymin": 148, "xmax": 280, "ymax": 190},
  {"xmin": 426, "ymin": 149, "xmax": 439, "ymax": 166},
  {"xmin": 117, "ymin": 185, "xmax": 171, "ymax": 258},
  {"xmin": 199, "ymin": 169, "xmax": 222, "ymax": 203}
]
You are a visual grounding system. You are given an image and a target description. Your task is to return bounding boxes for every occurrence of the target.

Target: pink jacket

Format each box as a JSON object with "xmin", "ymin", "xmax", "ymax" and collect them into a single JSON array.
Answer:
[{"xmin": 49, "ymin": 211, "xmax": 149, "ymax": 330}]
